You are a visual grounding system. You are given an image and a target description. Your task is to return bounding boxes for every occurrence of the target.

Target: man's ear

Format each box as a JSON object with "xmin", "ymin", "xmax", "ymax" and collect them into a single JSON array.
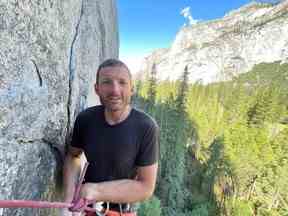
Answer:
[{"xmin": 94, "ymin": 83, "xmax": 99, "ymax": 96}]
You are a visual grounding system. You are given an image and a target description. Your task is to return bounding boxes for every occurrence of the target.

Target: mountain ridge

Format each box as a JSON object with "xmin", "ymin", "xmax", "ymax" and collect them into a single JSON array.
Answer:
[{"xmin": 138, "ymin": 0, "xmax": 288, "ymax": 83}]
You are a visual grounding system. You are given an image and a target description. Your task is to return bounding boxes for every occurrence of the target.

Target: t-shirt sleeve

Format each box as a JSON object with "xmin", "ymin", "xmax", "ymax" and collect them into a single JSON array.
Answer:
[
  {"xmin": 71, "ymin": 115, "xmax": 84, "ymax": 149},
  {"xmin": 136, "ymin": 121, "xmax": 159, "ymax": 166}
]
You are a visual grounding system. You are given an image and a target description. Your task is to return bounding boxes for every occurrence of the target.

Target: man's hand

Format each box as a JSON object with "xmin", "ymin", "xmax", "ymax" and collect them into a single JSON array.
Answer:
[
  {"xmin": 80, "ymin": 183, "xmax": 98, "ymax": 201},
  {"xmin": 69, "ymin": 198, "xmax": 89, "ymax": 213}
]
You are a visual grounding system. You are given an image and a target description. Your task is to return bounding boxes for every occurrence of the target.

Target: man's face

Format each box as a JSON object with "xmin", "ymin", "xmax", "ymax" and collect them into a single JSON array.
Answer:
[{"xmin": 95, "ymin": 66, "xmax": 133, "ymax": 112}]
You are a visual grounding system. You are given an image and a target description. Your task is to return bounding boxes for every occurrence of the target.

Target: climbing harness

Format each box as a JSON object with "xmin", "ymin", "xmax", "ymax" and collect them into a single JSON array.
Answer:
[{"xmin": 94, "ymin": 203, "xmax": 136, "ymax": 216}]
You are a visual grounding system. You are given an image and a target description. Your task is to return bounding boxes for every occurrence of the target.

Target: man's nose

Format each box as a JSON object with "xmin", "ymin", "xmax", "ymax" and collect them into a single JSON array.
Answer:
[{"xmin": 110, "ymin": 81, "xmax": 121, "ymax": 94}]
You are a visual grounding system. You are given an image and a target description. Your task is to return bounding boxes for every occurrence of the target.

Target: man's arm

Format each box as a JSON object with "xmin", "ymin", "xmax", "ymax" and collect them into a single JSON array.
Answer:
[
  {"xmin": 80, "ymin": 163, "xmax": 158, "ymax": 203},
  {"xmin": 63, "ymin": 146, "xmax": 83, "ymax": 203}
]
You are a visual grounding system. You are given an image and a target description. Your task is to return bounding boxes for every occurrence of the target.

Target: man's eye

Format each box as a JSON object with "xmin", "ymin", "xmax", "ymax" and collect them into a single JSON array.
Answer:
[
  {"xmin": 119, "ymin": 80, "xmax": 128, "ymax": 85},
  {"xmin": 101, "ymin": 80, "xmax": 112, "ymax": 84}
]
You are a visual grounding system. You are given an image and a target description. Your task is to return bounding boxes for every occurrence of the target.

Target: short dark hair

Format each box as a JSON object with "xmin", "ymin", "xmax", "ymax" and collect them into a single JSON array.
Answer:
[{"xmin": 96, "ymin": 59, "xmax": 131, "ymax": 84}]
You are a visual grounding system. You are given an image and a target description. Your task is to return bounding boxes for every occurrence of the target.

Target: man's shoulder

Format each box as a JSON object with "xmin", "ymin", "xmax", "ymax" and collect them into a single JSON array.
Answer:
[
  {"xmin": 76, "ymin": 105, "xmax": 103, "ymax": 120},
  {"xmin": 132, "ymin": 108, "xmax": 158, "ymax": 129}
]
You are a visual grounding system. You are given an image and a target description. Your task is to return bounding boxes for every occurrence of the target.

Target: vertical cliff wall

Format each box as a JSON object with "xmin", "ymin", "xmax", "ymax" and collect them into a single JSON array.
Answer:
[{"xmin": 0, "ymin": 0, "xmax": 118, "ymax": 215}]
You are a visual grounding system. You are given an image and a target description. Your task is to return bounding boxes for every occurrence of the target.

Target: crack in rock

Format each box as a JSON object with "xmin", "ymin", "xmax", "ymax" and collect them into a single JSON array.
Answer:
[{"xmin": 66, "ymin": 0, "xmax": 84, "ymax": 144}]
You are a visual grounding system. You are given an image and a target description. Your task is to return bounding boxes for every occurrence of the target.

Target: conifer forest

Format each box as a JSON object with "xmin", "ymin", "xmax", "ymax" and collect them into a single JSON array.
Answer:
[{"xmin": 136, "ymin": 61, "xmax": 288, "ymax": 216}]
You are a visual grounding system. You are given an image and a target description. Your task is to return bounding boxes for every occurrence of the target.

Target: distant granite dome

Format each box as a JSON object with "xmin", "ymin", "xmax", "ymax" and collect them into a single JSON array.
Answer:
[{"xmin": 139, "ymin": 0, "xmax": 288, "ymax": 83}]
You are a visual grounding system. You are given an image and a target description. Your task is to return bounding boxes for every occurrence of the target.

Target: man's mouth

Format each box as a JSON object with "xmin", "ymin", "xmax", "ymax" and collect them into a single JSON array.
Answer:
[{"xmin": 107, "ymin": 97, "xmax": 121, "ymax": 103}]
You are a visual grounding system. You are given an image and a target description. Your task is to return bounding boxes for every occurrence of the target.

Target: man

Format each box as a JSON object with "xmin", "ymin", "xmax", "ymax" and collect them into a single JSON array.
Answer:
[{"xmin": 62, "ymin": 59, "xmax": 159, "ymax": 216}]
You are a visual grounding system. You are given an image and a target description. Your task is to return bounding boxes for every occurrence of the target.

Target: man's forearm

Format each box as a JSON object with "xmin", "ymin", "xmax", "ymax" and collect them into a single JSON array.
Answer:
[
  {"xmin": 81, "ymin": 179, "xmax": 154, "ymax": 203},
  {"xmin": 63, "ymin": 154, "xmax": 82, "ymax": 202}
]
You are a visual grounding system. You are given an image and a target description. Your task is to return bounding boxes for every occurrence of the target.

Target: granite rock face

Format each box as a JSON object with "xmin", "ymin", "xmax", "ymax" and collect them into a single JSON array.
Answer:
[
  {"xmin": 0, "ymin": 0, "xmax": 118, "ymax": 215},
  {"xmin": 140, "ymin": 1, "xmax": 288, "ymax": 83}
]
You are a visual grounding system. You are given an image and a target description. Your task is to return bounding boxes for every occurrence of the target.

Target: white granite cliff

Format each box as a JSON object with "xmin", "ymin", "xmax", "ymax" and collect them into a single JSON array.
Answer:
[{"xmin": 139, "ymin": 1, "xmax": 288, "ymax": 83}]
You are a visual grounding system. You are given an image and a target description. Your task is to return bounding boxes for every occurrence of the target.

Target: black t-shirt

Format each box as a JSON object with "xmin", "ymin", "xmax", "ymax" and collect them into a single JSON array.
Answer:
[{"xmin": 71, "ymin": 105, "xmax": 159, "ymax": 183}]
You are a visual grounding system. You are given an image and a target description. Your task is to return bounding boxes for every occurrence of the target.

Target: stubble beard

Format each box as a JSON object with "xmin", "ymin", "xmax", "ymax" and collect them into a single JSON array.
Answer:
[{"xmin": 99, "ymin": 96, "xmax": 131, "ymax": 113}]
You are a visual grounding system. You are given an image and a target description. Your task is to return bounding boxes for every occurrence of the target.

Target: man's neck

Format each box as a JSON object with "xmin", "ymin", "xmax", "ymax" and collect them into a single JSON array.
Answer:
[{"xmin": 104, "ymin": 105, "xmax": 131, "ymax": 125}]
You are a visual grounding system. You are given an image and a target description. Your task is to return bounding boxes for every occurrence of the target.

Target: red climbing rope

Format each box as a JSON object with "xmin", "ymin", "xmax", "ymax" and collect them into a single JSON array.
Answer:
[
  {"xmin": 0, "ymin": 200, "xmax": 71, "ymax": 209},
  {"xmin": 0, "ymin": 199, "xmax": 96, "ymax": 213}
]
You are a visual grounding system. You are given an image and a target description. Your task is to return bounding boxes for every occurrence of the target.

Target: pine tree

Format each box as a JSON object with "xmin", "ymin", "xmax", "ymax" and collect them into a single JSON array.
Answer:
[
  {"xmin": 176, "ymin": 65, "xmax": 189, "ymax": 112},
  {"xmin": 147, "ymin": 63, "xmax": 157, "ymax": 106}
]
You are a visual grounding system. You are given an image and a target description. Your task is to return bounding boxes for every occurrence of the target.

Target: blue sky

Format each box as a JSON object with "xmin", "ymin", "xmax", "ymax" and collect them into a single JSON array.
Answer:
[{"xmin": 117, "ymin": 0, "xmax": 251, "ymax": 71}]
